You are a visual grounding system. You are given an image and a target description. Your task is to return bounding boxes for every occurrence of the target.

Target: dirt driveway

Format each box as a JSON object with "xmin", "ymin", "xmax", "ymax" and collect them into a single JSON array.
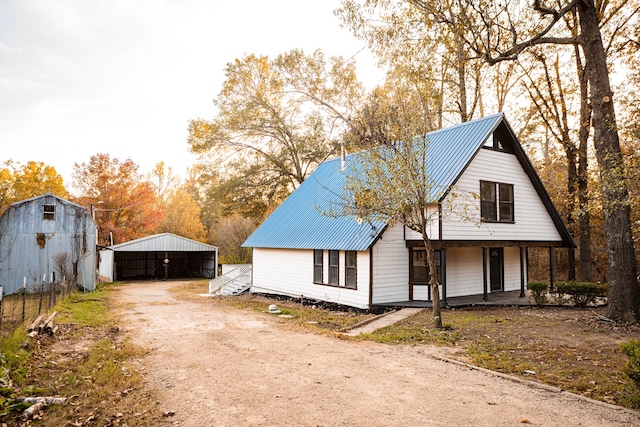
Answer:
[{"xmin": 115, "ymin": 281, "xmax": 639, "ymax": 426}]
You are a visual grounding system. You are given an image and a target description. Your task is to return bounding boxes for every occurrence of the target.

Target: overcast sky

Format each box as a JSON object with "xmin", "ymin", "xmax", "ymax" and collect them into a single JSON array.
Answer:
[{"xmin": 0, "ymin": 0, "xmax": 383, "ymax": 191}]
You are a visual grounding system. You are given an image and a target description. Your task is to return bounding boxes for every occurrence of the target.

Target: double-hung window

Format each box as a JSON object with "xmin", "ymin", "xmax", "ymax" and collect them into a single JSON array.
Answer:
[
  {"xmin": 480, "ymin": 181, "xmax": 514, "ymax": 223},
  {"xmin": 328, "ymin": 250, "xmax": 339, "ymax": 285},
  {"xmin": 345, "ymin": 251, "xmax": 357, "ymax": 289},
  {"xmin": 313, "ymin": 249, "xmax": 323, "ymax": 283}
]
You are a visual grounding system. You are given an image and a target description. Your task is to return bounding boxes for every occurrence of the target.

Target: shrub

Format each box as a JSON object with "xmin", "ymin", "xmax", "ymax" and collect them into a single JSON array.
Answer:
[
  {"xmin": 526, "ymin": 282, "xmax": 549, "ymax": 306},
  {"xmin": 555, "ymin": 282, "xmax": 607, "ymax": 307},
  {"xmin": 620, "ymin": 339, "xmax": 640, "ymax": 389}
]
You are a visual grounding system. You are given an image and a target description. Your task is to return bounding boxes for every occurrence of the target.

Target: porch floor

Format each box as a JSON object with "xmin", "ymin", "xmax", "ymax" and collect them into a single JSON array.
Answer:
[{"xmin": 375, "ymin": 290, "xmax": 534, "ymax": 309}]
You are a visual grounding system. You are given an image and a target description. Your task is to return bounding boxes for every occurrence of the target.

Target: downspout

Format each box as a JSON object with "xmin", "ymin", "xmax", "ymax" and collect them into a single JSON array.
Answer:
[
  {"xmin": 438, "ymin": 202, "xmax": 443, "ymax": 241},
  {"xmin": 368, "ymin": 247, "xmax": 373, "ymax": 308}
]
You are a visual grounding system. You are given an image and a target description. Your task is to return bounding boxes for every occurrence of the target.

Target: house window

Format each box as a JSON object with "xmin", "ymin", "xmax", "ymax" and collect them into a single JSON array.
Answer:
[
  {"xmin": 313, "ymin": 249, "xmax": 323, "ymax": 283},
  {"xmin": 480, "ymin": 181, "xmax": 514, "ymax": 222},
  {"xmin": 410, "ymin": 249, "xmax": 441, "ymax": 284},
  {"xmin": 484, "ymin": 126, "xmax": 513, "ymax": 153},
  {"xmin": 328, "ymin": 250, "xmax": 339, "ymax": 285},
  {"xmin": 43, "ymin": 204, "xmax": 55, "ymax": 221},
  {"xmin": 345, "ymin": 251, "xmax": 357, "ymax": 289}
]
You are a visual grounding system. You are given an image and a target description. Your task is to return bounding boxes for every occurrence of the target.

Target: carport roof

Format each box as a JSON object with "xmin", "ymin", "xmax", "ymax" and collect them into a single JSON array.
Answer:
[{"xmin": 108, "ymin": 233, "xmax": 217, "ymax": 252}]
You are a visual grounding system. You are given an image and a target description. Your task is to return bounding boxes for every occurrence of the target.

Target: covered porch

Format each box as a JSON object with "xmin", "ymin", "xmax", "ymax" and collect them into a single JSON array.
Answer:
[{"xmin": 374, "ymin": 289, "xmax": 536, "ymax": 309}]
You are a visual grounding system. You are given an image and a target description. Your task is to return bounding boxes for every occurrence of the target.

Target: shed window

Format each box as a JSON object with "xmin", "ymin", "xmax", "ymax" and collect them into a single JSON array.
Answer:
[
  {"xmin": 328, "ymin": 250, "xmax": 339, "ymax": 285},
  {"xmin": 345, "ymin": 251, "xmax": 357, "ymax": 289},
  {"xmin": 480, "ymin": 181, "xmax": 514, "ymax": 223},
  {"xmin": 43, "ymin": 205, "xmax": 55, "ymax": 221},
  {"xmin": 313, "ymin": 249, "xmax": 323, "ymax": 283}
]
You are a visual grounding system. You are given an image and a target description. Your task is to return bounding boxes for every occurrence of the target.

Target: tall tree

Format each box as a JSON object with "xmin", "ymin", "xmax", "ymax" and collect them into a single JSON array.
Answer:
[
  {"xmin": 187, "ymin": 49, "xmax": 364, "ymax": 217},
  {"xmin": 157, "ymin": 188, "xmax": 206, "ymax": 242},
  {"xmin": 407, "ymin": 0, "xmax": 639, "ymax": 323},
  {"xmin": 337, "ymin": 0, "xmax": 521, "ymax": 124},
  {"xmin": 0, "ymin": 160, "xmax": 68, "ymax": 214},
  {"xmin": 521, "ymin": 51, "xmax": 586, "ymax": 281},
  {"xmin": 148, "ymin": 161, "xmax": 181, "ymax": 200},
  {"xmin": 212, "ymin": 215, "xmax": 255, "ymax": 264},
  {"xmin": 72, "ymin": 154, "xmax": 162, "ymax": 246}
]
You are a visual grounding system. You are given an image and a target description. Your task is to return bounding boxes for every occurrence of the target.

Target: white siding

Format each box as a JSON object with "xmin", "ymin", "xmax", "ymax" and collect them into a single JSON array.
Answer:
[
  {"xmin": 503, "ymin": 247, "xmax": 525, "ymax": 292},
  {"xmin": 371, "ymin": 224, "xmax": 409, "ymax": 304},
  {"xmin": 403, "ymin": 205, "xmax": 440, "ymax": 241},
  {"xmin": 250, "ymin": 248, "xmax": 371, "ymax": 309},
  {"xmin": 443, "ymin": 148, "xmax": 561, "ymax": 242},
  {"xmin": 98, "ymin": 250, "xmax": 114, "ymax": 282},
  {"xmin": 443, "ymin": 247, "xmax": 525, "ymax": 298},
  {"xmin": 445, "ymin": 248, "xmax": 485, "ymax": 297}
]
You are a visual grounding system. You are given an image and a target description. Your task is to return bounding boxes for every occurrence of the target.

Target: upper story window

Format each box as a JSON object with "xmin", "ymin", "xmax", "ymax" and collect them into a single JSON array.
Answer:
[
  {"xmin": 483, "ymin": 125, "xmax": 513, "ymax": 153},
  {"xmin": 43, "ymin": 204, "xmax": 56, "ymax": 221},
  {"xmin": 480, "ymin": 181, "xmax": 514, "ymax": 223}
]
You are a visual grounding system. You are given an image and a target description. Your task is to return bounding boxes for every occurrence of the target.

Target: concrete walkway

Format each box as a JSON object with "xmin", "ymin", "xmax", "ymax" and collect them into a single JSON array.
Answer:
[{"xmin": 343, "ymin": 307, "xmax": 424, "ymax": 336}]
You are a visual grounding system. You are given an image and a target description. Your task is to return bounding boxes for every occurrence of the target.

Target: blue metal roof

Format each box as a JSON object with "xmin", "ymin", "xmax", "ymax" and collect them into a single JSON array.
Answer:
[{"xmin": 243, "ymin": 113, "xmax": 504, "ymax": 250}]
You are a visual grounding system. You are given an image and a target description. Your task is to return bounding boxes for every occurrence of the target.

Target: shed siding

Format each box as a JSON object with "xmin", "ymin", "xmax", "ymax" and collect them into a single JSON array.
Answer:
[
  {"xmin": 250, "ymin": 248, "xmax": 370, "ymax": 309},
  {"xmin": 443, "ymin": 148, "xmax": 562, "ymax": 241},
  {"xmin": 0, "ymin": 195, "xmax": 97, "ymax": 294},
  {"xmin": 371, "ymin": 224, "xmax": 409, "ymax": 304}
]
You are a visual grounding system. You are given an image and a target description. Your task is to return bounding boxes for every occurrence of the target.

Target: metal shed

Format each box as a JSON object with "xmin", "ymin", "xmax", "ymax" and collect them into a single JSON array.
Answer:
[
  {"xmin": 0, "ymin": 194, "xmax": 97, "ymax": 294},
  {"xmin": 98, "ymin": 233, "xmax": 218, "ymax": 282}
]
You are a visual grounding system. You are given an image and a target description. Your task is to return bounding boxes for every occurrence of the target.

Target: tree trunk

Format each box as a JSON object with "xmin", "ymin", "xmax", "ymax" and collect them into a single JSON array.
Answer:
[
  {"xmin": 565, "ymin": 141, "xmax": 577, "ymax": 282},
  {"xmin": 576, "ymin": 49, "xmax": 592, "ymax": 282},
  {"xmin": 578, "ymin": 0, "xmax": 640, "ymax": 322},
  {"xmin": 422, "ymin": 231, "xmax": 443, "ymax": 328}
]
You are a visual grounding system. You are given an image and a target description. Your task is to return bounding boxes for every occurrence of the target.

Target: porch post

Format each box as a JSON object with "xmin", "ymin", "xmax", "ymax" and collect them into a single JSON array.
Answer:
[
  {"xmin": 519, "ymin": 247, "xmax": 526, "ymax": 298},
  {"xmin": 482, "ymin": 247, "xmax": 488, "ymax": 301},
  {"xmin": 441, "ymin": 248, "xmax": 447, "ymax": 306},
  {"xmin": 549, "ymin": 247, "xmax": 555, "ymax": 291}
]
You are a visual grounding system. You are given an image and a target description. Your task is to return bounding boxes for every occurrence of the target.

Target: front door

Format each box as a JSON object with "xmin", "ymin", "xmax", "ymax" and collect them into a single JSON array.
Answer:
[{"xmin": 489, "ymin": 248, "xmax": 503, "ymax": 292}]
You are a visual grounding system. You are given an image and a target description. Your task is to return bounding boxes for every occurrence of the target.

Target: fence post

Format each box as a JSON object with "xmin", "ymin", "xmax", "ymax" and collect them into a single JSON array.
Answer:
[{"xmin": 22, "ymin": 277, "xmax": 27, "ymax": 322}]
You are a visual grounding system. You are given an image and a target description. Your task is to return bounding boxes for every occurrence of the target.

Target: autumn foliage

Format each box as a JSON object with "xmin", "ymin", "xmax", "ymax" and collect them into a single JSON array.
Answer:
[{"xmin": 72, "ymin": 154, "xmax": 162, "ymax": 246}]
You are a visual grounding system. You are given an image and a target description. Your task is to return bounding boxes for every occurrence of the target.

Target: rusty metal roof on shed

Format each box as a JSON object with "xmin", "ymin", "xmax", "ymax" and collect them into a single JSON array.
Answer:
[
  {"xmin": 109, "ymin": 233, "xmax": 217, "ymax": 252},
  {"xmin": 242, "ymin": 114, "xmax": 506, "ymax": 251}
]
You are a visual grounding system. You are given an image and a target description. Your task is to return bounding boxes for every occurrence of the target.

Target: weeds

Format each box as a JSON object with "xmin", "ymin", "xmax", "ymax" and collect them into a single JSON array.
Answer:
[{"xmin": 0, "ymin": 284, "xmax": 164, "ymax": 425}]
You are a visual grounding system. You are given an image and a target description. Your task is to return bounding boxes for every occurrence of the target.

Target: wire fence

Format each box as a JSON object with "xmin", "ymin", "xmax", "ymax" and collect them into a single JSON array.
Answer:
[{"xmin": 0, "ymin": 280, "xmax": 78, "ymax": 334}]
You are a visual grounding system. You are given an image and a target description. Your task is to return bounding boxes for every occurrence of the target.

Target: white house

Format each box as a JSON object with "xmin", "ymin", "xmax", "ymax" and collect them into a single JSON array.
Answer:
[{"xmin": 242, "ymin": 113, "xmax": 574, "ymax": 309}]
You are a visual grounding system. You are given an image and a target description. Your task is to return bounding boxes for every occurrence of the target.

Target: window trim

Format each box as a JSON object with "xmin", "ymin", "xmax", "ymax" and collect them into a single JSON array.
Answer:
[{"xmin": 480, "ymin": 181, "xmax": 514, "ymax": 223}]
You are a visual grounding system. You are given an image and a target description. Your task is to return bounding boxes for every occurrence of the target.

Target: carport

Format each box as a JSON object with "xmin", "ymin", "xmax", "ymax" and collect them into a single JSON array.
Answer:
[{"xmin": 98, "ymin": 233, "xmax": 218, "ymax": 282}]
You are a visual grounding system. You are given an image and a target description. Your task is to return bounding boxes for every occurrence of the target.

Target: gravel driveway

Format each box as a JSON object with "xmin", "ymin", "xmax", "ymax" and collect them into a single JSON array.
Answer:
[{"xmin": 116, "ymin": 281, "xmax": 639, "ymax": 426}]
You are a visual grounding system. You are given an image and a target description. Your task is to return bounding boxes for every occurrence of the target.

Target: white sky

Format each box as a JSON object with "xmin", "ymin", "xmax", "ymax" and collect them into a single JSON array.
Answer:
[{"xmin": 0, "ymin": 0, "xmax": 383, "ymax": 191}]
